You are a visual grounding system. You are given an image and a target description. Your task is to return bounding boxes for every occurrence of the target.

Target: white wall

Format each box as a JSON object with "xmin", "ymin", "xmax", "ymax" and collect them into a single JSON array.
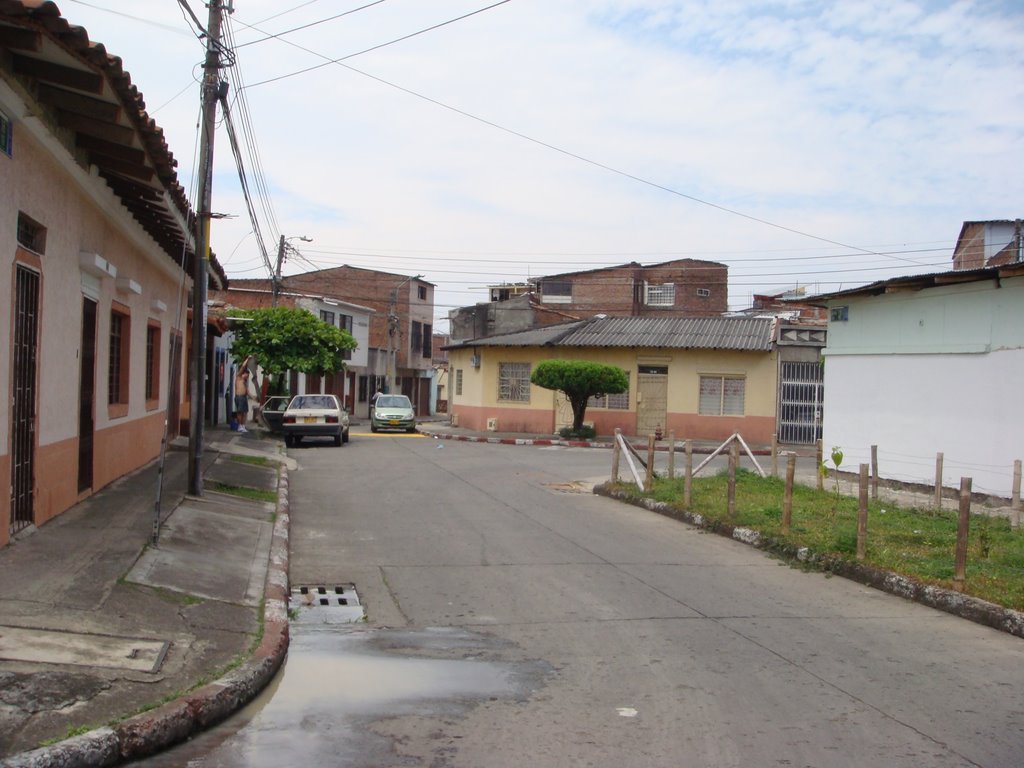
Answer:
[{"xmin": 823, "ymin": 348, "xmax": 1022, "ymax": 497}]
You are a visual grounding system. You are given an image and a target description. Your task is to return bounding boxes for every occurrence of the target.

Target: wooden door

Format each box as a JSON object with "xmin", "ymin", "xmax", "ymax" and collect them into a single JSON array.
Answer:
[
  {"xmin": 636, "ymin": 367, "xmax": 667, "ymax": 437},
  {"xmin": 78, "ymin": 297, "xmax": 97, "ymax": 492}
]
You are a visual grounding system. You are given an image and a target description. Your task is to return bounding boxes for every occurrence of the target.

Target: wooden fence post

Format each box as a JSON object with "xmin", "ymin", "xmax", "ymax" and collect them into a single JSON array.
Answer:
[
  {"xmin": 684, "ymin": 440, "xmax": 693, "ymax": 509},
  {"xmin": 953, "ymin": 477, "xmax": 972, "ymax": 591},
  {"xmin": 934, "ymin": 452, "xmax": 944, "ymax": 510},
  {"xmin": 1012, "ymin": 459, "xmax": 1021, "ymax": 529},
  {"xmin": 727, "ymin": 440, "xmax": 738, "ymax": 520},
  {"xmin": 771, "ymin": 434, "xmax": 778, "ymax": 478},
  {"xmin": 782, "ymin": 453, "xmax": 796, "ymax": 534},
  {"xmin": 816, "ymin": 439, "xmax": 824, "ymax": 491},
  {"xmin": 857, "ymin": 464, "xmax": 869, "ymax": 561},
  {"xmin": 668, "ymin": 431, "xmax": 676, "ymax": 480},
  {"xmin": 611, "ymin": 428, "xmax": 621, "ymax": 483},
  {"xmin": 644, "ymin": 434, "xmax": 656, "ymax": 492},
  {"xmin": 871, "ymin": 444, "xmax": 879, "ymax": 500}
]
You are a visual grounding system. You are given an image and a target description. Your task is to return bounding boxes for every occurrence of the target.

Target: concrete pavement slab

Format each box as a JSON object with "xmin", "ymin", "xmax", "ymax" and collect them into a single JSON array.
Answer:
[
  {"xmin": 127, "ymin": 504, "xmax": 273, "ymax": 607},
  {"xmin": 0, "ymin": 627, "xmax": 168, "ymax": 673}
]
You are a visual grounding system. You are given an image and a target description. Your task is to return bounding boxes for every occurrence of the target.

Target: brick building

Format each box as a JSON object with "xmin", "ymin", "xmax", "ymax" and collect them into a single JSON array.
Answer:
[
  {"xmin": 225, "ymin": 266, "xmax": 435, "ymax": 415},
  {"xmin": 531, "ymin": 259, "xmax": 728, "ymax": 317},
  {"xmin": 952, "ymin": 219, "xmax": 1022, "ymax": 270}
]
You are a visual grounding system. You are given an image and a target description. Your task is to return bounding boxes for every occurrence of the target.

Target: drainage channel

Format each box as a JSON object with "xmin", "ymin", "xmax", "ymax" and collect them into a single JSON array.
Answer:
[{"xmin": 291, "ymin": 584, "xmax": 366, "ymax": 624}]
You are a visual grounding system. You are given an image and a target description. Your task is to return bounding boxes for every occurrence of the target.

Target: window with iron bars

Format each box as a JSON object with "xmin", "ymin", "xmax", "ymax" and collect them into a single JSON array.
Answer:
[
  {"xmin": 588, "ymin": 375, "xmax": 630, "ymax": 410},
  {"xmin": 498, "ymin": 362, "xmax": 531, "ymax": 402},
  {"xmin": 644, "ymin": 282, "xmax": 675, "ymax": 306}
]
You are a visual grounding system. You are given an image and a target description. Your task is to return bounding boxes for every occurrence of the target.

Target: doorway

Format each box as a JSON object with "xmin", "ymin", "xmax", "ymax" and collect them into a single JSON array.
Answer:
[
  {"xmin": 636, "ymin": 365, "xmax": 668, "ymax": 437},
  {"xmin": 78, "ymin": 297, "xmax": 97, "ymax": 493}
]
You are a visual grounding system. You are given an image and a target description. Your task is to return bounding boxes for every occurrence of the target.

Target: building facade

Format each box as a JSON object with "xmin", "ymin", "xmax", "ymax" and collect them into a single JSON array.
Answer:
[
  {"xmin": 531, "ymin": 259, "xmax": 729, "ymax": 317},
  {"xmin": 445, "ymin": 316, "xmax": 779, "ymax": 444},
  {"xmin": 230, "ymin": 267, "xmax": 436, "ymax": 416},
  {"xmin": 1, "ymin": 3, "xmax": 223, "ymax": 545},
  {"xmin": 811, "ymin": 263, "xmax": 1024, "ymax": 498}
]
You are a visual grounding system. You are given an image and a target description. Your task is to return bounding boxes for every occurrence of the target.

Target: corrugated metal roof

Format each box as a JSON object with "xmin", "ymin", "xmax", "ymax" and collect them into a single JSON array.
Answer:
[
  {"xmin": 445, "ymin": 316, "xmax": 775, "ymax": 351},
  {"xmin": 560, "ymin": 316, "xmax": 775, "ymax": 351},
  {"xmin": 445, "ymin": 320, "xmax": 589, "ymax": 349},
  {"xmin": 801, "ymin": 261, "xmax": 1024, "ymax": 304}
]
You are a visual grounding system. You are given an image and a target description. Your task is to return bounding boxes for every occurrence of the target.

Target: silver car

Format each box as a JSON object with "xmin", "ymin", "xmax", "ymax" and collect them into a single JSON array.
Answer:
[
  {"xmin": 283, "ymin": 394, "xmax": 350, "ymax": 447},
  {"xmin": 370, "ymin": 394, "xmax": 416, "ymax": 433}
]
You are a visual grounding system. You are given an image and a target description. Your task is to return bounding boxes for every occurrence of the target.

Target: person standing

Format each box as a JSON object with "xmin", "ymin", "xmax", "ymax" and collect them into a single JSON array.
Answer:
[{"xmin": 234, "ymin": 357, "xmax": 253, "ymax": 433}]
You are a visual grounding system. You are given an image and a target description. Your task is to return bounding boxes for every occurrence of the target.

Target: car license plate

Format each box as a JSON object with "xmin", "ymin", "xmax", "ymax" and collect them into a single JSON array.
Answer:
[
  {"xmin": 304, "ymin": 417, "xmax": 317, "ymax": 424},
  {"xmin": 389, "ymin": 419, "xmax": 400, "ymax": 425}
]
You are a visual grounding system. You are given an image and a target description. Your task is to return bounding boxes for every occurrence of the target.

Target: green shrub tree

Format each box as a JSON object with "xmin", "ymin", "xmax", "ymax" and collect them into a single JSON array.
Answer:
[
  {"xmin": 530, "ymin": 359, "xmax": 629, "ymax": 434},
  {"xmin": 229, "ymin": 307, "xmax": 356, "ymax": 390}
]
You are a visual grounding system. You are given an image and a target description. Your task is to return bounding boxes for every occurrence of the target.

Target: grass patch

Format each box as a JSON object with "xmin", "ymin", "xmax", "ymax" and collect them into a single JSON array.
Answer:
[
  {"xmin": 229, "ymin": 454, "xmax": 277, "ymax": 468},
  {"xmin": 40, "ymin": 724, "xmax": 92, "ymax": 746},
  {"xmin": 209, "ymin": 482, "xmax": 277, "ymax": 504},
  {"xmin": 622, "ymin": 469, "xmax": 1024, "ymax": 611}
]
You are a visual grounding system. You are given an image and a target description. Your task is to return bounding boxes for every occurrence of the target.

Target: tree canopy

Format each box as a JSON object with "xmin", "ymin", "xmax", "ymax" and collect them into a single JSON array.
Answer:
[
  {"xmin": 530, "ymin": 359, "xmax": 629, "ymax": 432},
  {"xmin": 229, "ymin": 306, "xmax": 357, "ymax": 376}
]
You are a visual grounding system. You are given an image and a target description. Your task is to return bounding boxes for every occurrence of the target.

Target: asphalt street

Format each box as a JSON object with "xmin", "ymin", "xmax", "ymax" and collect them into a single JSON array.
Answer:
[{"xmin": 150, "ymin": 432, "xmax": 1024, "ymax": 768}]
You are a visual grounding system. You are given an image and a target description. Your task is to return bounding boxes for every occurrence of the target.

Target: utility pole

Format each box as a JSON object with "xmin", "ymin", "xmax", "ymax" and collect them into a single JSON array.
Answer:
[
  {"xmin": 272, "ymin": 234, "xmax": 311, "ymax": 307},
  {"xmin": 188, "ymin": 0, "xmax": 228, "ymax": 496},
  {"xmin": 272, "ymin": 235, "xmax": 285, "ymax": 306},
  {"xmin": 385, "ymin": 274, "xmax": 422, "ymax": 394}
]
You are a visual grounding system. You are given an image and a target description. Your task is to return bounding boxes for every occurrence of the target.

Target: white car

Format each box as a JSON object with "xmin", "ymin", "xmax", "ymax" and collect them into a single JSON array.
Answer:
[{"xmin": 282, "ymin": 394, "xmax": 350, "ymax": 447}]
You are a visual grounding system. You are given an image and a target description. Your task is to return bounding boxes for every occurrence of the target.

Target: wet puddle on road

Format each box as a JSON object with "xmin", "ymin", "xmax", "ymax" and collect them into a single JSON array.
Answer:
[{"xmin": 137, "ymin": 602, "xmax": 547, "ymax": 767}]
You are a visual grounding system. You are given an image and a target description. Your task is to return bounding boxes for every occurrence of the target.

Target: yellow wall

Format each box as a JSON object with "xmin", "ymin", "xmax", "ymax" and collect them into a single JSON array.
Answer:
[{"xmin": 448, "ymin": 344, "xmax": 778, "ymax": 441}]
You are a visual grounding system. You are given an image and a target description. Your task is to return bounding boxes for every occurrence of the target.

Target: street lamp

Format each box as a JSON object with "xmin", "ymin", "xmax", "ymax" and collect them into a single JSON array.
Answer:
[{"xmin": 385, "ymin": 273, "xmax": 423, "ymax": 394}]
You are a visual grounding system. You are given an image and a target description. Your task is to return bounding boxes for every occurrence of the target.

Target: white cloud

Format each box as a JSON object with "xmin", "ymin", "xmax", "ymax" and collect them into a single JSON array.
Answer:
[{"xmin": 54, "ymin": 0, "xmax": 1024, "ymax": 322}]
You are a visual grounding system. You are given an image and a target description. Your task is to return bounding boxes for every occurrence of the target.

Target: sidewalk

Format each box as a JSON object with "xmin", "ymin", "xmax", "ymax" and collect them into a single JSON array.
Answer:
[{"xmin": 0, "ymin": 426, "xmax": 291, "ymax": 767}]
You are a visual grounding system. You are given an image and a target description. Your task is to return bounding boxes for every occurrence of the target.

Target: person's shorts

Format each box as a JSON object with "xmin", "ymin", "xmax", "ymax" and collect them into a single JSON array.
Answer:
[{"xmin": 234, "ymin": 394, "xmax": 249, "ymax": 414}]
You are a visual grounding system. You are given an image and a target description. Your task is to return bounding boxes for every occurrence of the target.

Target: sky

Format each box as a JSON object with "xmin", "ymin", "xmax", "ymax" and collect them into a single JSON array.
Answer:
[{"xmin": 60, "ymin": 0, "xmax": 1024, "ymax": 331}]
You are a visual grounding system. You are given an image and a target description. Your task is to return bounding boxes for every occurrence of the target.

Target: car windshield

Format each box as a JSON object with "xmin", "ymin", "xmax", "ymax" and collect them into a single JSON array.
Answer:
[
  {"xmin": 289, "ymin": 395, "xmax": 337, "ymax": 410},
  {"xmin": 376, "ymin": 395, "xmax": 411, "ymax": 409}
]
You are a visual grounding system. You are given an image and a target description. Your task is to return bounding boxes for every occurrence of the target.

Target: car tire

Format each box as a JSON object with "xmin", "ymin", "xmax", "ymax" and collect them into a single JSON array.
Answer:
[
  {"xmin": 284, "ymin": 435, "xmax": 293, "ymax": 448},
  {"xmin": 406, "ymin": 427, "xmax": 416, "ymax": 433},
  {"xmin": 334, "ymin": 432, "xmax": 342, "ymax": 446},
  {"xmin": 342, "ymin": 428, "xmax": 350, "ymax": 444},
  {"xmin": 294, "ymin": 435, "xmax": 302, "ymax": 445},
  {"xmin": 370, "ymin": 423, "xmax": 378, "ymax": 433}
]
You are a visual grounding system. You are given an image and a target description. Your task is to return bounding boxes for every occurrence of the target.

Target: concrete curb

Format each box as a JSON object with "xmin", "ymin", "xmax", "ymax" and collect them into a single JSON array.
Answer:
[
  {"xmin": 594, "ymin": 482, "xmax": 1024, "ymax": 640},
  {"xmin": 2, "ymin": 466, "xmax": 292, "ymax": 768},
  {"xmin": 424, "ymin": 431, "xmax": 775, "ymax": 454}
]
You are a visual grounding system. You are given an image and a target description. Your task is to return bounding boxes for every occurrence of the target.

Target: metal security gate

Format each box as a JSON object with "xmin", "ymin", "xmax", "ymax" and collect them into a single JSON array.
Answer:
[
  {"xmin": 11, "ymin": 266, "xmax": 40, "ymax": 535},
  {"xmin": 777, "ymin": 361, "xmax": 823, "ymax": 444}
]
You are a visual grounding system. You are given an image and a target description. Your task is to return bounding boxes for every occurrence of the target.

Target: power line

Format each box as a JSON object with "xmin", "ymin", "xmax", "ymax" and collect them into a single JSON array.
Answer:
[
  {"xmin": 229, "ymin": 14, "xmax": 936, "ymax": 268},
  {"xmin": 235, "ymin": 0, "xmax": 389, "ymax": 49},
  {"xmin": 238, "ymin": 1, "xmax": 513, "ymax": 87},
  {"xmin": 252, "ymin": 0, "xmax": 334, "ymax": 26},
  {"xmin": 66, "ymin": 0, "xmax": 193, "ymax": 34}
]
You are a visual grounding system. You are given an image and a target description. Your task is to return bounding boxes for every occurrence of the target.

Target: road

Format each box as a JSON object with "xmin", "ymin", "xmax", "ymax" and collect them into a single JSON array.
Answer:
[{"xmin": 145, "ymin": 431, "xmax": 1024, "ymax": 767}]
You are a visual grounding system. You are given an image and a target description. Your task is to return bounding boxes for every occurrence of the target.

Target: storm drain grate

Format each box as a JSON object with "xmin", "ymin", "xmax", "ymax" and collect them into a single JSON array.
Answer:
[
  {"xmin": 291, "ymin": 584, "xmax": 364, "ymax": 624},
  {"xmin": 295, "ymin": 584, "xmax": 360, "ymax": 606}
]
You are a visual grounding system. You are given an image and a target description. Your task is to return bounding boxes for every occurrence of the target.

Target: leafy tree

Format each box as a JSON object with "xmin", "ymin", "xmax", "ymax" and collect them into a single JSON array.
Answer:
[
  {"xmin": 530, "ymin": 359, "xmax": 629, "ymax": 433},
  {"xmin": 229, "ymin": 307, "xmax": 356, "ymax": 381}
]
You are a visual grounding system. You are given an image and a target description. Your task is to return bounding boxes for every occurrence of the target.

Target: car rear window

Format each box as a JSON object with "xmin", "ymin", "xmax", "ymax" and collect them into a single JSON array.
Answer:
[{"xmin": 291, "ymin": 396, "xmax": 337, "ymax": 410}]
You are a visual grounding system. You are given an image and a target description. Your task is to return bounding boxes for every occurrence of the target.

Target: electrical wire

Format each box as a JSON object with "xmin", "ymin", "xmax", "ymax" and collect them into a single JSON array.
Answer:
[
  {"xmin": 237, "ymin": 1, "xmax": 512, "ymax": 85},
  {"xmin": 65, "ymin": 0, "xmax": 194, "ymax": 34},
  {"xmin": 219, "ymin": 94, "xmax": 274, "ymax": 276},
  {"xmin": 235, "ymin": 0, "xmax": 389, "ymax": 49},
  {"xmin": 230, "ymin": 14, "xmax": 937, "ymax": 268}
]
